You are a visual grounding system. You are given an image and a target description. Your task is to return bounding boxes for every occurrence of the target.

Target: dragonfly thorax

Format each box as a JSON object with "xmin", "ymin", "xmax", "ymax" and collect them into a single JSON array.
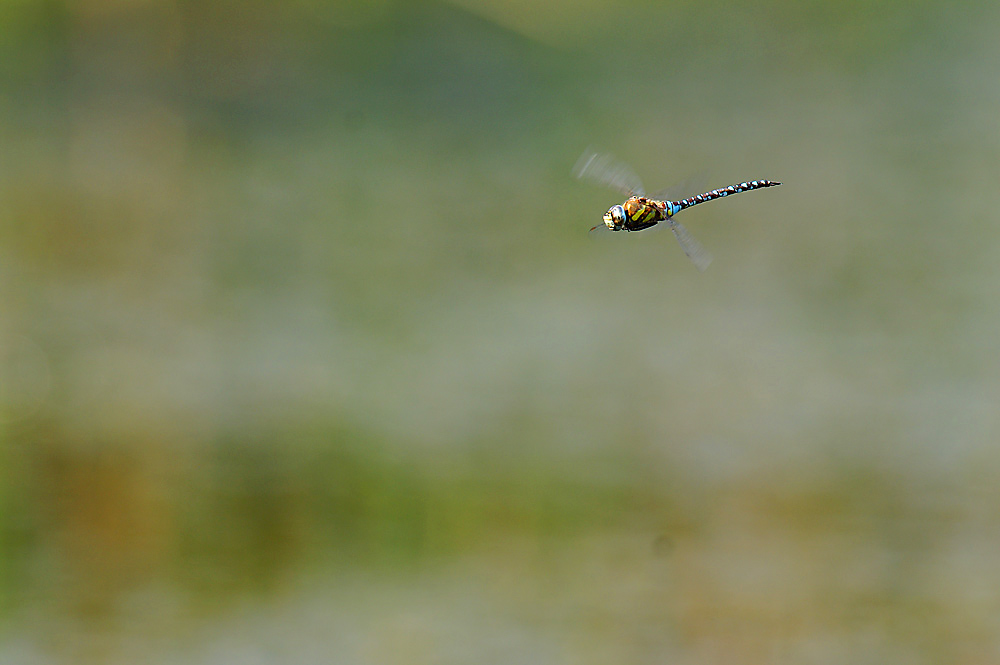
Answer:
[{"xmin": 603, "ymin": 204, "xmax": 626, "ymax": 230}]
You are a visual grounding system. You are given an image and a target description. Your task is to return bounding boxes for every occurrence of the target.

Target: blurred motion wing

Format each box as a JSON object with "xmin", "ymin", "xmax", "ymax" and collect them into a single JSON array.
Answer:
[
  {"xmin": 668, "ymin": 221, "xmax": 713, "ymax": 271},
  {"xmin": 651, "ymin": 170, "xmax": 710, "ymax": 203},
  {"xmin": 573, "ymin": 149, "xmax": 645, "ymax": 197}
]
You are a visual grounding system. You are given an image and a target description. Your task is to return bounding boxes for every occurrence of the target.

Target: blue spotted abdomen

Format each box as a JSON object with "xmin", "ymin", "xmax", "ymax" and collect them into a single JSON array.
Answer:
[{"xmin": 674, "ymin": 179, "xmax": 780, "ymax": 212}]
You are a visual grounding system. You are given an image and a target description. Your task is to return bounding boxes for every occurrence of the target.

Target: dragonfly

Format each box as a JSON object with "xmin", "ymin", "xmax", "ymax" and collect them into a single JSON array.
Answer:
[{"xmin": 574, "ymin": 150, "xmax": 781, "ymax": 271}]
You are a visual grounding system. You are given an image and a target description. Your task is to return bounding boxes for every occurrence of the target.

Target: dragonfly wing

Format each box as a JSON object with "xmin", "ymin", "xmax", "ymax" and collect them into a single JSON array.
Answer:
[
  {"xmin": 650, "ymin": 169, "xmax": 710, "ymax": 203},
  {"xmin": 668, "ymin": 220, "xmax": 713, "ymax": 271},
  {"xmin": 573, "ymin": 149, "xmax": 645, "ymax": 197}
]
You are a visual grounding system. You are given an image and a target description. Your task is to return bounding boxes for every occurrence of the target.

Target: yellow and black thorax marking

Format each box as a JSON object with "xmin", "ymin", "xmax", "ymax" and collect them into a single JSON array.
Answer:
[{"xmin": 622, "ymin": 196, "xmax": 667, "ymax": 231}]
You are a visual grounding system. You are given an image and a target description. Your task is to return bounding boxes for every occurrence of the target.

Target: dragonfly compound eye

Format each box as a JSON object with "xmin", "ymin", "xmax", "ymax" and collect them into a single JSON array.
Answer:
[{"xmin": 604, "ymin": 205, "xmax": 625, "ymax": 230}]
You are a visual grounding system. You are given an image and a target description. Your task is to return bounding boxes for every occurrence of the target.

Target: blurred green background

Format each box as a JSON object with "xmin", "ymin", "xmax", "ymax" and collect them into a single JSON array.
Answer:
[{"xmin": 2, "ymin": 0, "xmax": 1000, "ymax": 662}]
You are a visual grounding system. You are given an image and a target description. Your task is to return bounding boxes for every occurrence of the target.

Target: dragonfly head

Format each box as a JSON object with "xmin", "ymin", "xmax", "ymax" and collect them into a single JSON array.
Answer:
[{"xmin": 603, "ymin": 204, "xmax": 626, "ymax": 231}]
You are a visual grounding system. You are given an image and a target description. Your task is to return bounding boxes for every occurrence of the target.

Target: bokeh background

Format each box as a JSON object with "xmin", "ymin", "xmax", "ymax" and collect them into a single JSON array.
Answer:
[{"xmin": 2, "ymin": 0, "xmax": 1000, "ymax": 662}]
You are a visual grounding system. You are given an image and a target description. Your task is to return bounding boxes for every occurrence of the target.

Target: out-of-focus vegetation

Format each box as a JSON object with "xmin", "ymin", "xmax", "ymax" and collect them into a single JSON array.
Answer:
[{"xmin": 2, "ymin": 0, "xmax": 1000, "ymax": 662}]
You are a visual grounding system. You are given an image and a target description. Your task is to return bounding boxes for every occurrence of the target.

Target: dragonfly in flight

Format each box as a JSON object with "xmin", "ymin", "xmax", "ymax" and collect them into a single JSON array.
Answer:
[{"xmin": 574, "ymin": 150, "xmax": 781, "ymax": 271}]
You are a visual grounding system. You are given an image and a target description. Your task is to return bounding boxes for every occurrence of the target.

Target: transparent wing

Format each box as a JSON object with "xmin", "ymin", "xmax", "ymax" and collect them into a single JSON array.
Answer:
[
  {"xmin": 668, "ymin": 220, "xmax": 713, "ymax": 271},
  {"xmin": 573, "ymin": 149, "xmax": 645, "ymax": 197},
  {"xmin": 650, "ymin": 169, "xmax": 710, "ymax": 203}
]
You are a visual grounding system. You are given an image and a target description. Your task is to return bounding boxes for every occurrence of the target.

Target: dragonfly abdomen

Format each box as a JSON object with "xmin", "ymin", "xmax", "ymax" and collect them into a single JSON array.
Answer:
[{"xmin": 675, "ymin": 180, "xmax": 780, "ymax": 212}]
